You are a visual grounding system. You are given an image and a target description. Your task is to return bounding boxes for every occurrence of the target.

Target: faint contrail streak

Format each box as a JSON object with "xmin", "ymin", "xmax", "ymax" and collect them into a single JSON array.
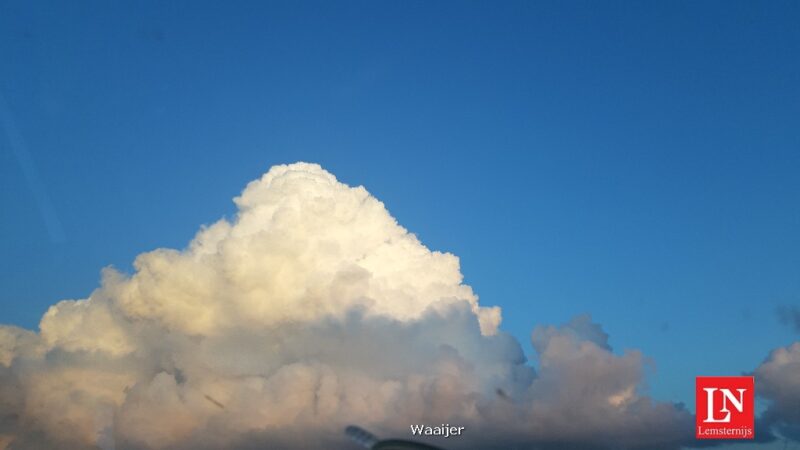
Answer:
[{"xmin": 0, "ymin": 91, "xmax": 65, "ymax": 243}]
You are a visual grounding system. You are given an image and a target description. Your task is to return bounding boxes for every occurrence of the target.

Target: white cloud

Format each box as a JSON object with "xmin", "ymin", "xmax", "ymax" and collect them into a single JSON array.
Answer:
[
  {"xmin": 754, "ymin": 342, "xmax": 800, "ymax": 442},
  {"xmin": 0, "ymin": 163, "xmax": 691, "ymax": 449}
]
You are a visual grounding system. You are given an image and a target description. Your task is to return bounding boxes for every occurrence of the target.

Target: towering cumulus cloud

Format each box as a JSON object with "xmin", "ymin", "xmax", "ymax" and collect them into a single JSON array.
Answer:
[{"xmin": 0, "ymin": 163, "xmax": 691, "ymax": 449}]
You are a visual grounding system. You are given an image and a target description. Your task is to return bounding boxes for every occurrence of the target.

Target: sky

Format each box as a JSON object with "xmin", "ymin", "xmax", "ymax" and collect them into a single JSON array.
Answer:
[{"xmin": 0, "ymin": 1, "xmax": 799, "ymax": 449}]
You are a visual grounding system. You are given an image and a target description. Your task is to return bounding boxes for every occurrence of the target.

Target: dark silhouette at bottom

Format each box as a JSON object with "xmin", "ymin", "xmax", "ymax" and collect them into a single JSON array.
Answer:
[{"xmin": 346, "ymin": 425, "xmax": 444, "ymax": 450}]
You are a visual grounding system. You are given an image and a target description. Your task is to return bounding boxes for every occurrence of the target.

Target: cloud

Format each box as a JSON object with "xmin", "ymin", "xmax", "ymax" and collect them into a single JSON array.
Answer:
[
  {"xmin": 757, "ymin": 306, "xmax": 800, "ymax": 441},
  {"xmin": 520, "ymin": 316, "xmax": 692, "ymax": 449},
  {"xmin": 0, "ymin": 163, "xmax": 692, "ymax": 449},
  {"xmin": 754, "ymin": 342, "xmax": 800, "ymax": 442}
]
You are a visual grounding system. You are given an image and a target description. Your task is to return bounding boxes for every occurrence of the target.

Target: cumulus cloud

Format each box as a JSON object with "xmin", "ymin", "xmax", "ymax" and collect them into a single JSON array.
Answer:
[
  {"xmin": 754, "ymin": 306, "xmax": 800, "ymax": 442},
  {"xmin": 0, "ymin": 163, "xmax": 692, "ymax": 449},
  {"xmin": 754, "ymin": 342, "xmax": 800, "ymax": 442}
]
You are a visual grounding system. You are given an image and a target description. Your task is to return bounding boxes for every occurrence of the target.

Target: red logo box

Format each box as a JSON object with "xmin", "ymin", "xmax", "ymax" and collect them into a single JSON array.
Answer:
[{"xmin": 696, "ymin": 376, "xmax": 754, "ymax": 439}]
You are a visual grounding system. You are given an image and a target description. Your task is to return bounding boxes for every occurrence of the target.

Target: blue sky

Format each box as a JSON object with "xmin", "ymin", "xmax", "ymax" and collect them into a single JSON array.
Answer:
[{"xmin": 1, "ymin": 1, "xmax": 799, "ymax": 444}]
